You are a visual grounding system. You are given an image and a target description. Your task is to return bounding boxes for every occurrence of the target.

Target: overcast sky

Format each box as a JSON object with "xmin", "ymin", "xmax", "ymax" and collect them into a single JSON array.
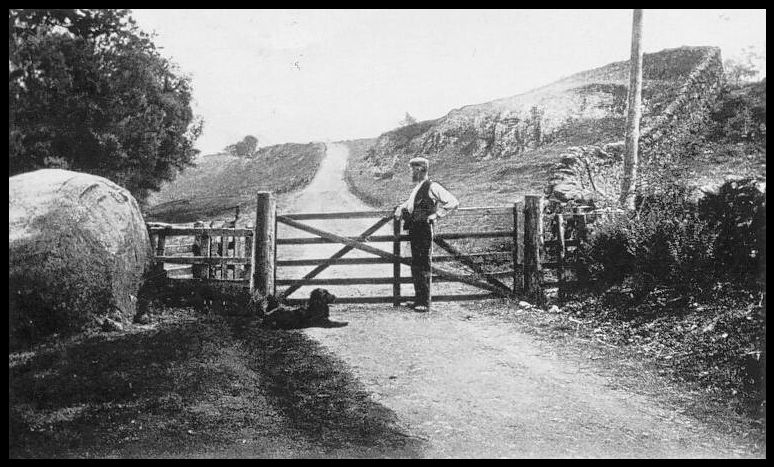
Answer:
[{"xmin": 130, "ymin": 9, "xmax": 766, "ymax": 155}]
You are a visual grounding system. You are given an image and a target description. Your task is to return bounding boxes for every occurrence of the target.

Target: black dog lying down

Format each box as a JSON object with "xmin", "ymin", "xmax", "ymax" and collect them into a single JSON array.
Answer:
[{"xmin": 262, "ymin": 288, "xmax": 347, "ymax": 329}]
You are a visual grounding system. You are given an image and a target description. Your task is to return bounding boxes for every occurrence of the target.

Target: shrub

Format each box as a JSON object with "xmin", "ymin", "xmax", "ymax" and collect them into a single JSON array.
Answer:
[
  {"xmin": 581, "ymin": 180, "xmax": 766, "ymax": 295},
  {"xmin": 581, "ymin": 184, "xmax": 717, "ymax": 294},
  {"xmin": 698, "ymin": 178, "xmax": 766, "ymax": 285},
  {"xmin": 708, "ymin": 80, "xmax": 766, "ymax": 146}
]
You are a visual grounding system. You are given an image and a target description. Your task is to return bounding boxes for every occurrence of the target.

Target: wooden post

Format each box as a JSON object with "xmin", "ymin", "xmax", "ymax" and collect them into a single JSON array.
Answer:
[
  {"xmin": 516, "ymin": 201, "xmax": 524, "ymax": 293},
  {"xmin": 153, "ymin": 232, "xmax": 167, "ymax": 280},
  {"xmin": 244, "ymin": 225, "xmax": 253, "ymax": 283},
  {"xmin": 576, "ymin": 213, "xmax": 590, "ymax": 286},
  {"xmin": 192, "ymin": 221, "xmax": 207, "ymax": 279},
  {"xmin": 556, "ymin": 213, "xmax": 566, "ymax": 302},
  {"xmin": 393, "ymin": 217, "xmax": 402, "ymax": 306},
  {"xmin": 251, "ymin": 192, "xmax": 276, "ymax": 297},
  {"xmin": 524, "ymin": 195, "xmax": 545, "ymax": 306},
  {"xmin": 205, "ymin": 230, "xmax": 213, "ymax": 279},
  {"xmin": 512, "ymin": 202, "xmax": 520, "ymax": 295},
  {"xmin": 232, "ymin": 235, "xmax": 240, "ymax": 280},
  {"xmin": 216, "ymin": 234, "xmax": 223, "ymax": 279},
  {"xmin": 620, "ymin": 8, "xmax": 644, "ymax": 209}
]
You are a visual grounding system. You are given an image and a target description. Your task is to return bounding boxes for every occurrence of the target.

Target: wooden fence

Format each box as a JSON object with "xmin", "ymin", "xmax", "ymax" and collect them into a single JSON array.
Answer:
[{"xmin": 147, "ymin": 193, "xmax": 601, "ymax": 306}]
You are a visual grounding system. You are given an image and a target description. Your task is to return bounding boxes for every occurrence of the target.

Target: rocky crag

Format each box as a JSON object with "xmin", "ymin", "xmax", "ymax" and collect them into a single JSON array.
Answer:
[{"xmin": 360, "ymin": 46, "xmax": 724, "ymax": 207}]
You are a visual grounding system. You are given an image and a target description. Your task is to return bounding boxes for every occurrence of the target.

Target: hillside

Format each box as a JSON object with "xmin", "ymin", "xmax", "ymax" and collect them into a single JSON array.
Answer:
[
  {"xmin": 143, "ymin": 142, "xmax": 326, "ymax": 224},
  {"xmin": 345, "ymin": 46, "xmax": 736, "ymax": 209}
]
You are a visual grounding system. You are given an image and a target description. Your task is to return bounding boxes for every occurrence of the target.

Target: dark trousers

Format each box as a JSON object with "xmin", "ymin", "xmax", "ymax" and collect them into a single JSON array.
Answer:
[{"xmin": 409, "ymin": 222, "xmax": 433, "ymax": 306}]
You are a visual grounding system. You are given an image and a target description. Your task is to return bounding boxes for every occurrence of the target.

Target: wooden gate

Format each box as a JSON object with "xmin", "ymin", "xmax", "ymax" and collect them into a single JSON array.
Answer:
[
  {"xmin": 272, "ymin": 195, "xmax": 520, "ymax": 305},
  {"xmin": 146, "ymin": 221, "xmax": 254, "ymax": 285},
  {"xmin": 147, "ymin": 192, "xmax": 600, "ymax": 306}
]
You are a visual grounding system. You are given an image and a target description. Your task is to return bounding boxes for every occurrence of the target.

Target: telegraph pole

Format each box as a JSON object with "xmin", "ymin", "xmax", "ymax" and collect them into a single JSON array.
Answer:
[{"xmin": 620, "ymin": 9, "xmax": 644, "ymax": 210}]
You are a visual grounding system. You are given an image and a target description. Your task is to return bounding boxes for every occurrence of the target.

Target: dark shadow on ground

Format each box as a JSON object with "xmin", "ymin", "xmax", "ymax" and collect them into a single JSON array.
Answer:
[
  {"xmin": 9, "ymin": 308, "xmax": 423, "ymax": 458},
  {"xmin": 227, "ymin": 316, "xmax": 424, "ymax": 457}
]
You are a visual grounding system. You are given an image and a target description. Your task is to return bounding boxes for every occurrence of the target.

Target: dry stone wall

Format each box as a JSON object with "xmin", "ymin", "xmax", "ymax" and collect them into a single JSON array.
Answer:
[{"xmin": 545, "ymin": 47, "xmax": 724, "ymax": 206}]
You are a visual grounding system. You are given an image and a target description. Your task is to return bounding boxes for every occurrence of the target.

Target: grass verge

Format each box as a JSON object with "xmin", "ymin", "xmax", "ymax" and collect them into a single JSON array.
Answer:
[{"xmin": 9, "ymin": 304, "xmax": 424, "ymax": 458}]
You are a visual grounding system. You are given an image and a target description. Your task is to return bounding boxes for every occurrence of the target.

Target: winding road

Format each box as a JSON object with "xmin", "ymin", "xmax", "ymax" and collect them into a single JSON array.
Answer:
[{"xmin": 279, "ymin": 143, "xmax": 756, "ymax": 458}]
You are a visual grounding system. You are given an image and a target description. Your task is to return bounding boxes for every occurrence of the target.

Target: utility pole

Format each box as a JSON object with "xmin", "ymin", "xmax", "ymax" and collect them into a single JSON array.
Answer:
[{"xmin": 620, "ymin": 8, "xmax": 644, "ymax": 210}]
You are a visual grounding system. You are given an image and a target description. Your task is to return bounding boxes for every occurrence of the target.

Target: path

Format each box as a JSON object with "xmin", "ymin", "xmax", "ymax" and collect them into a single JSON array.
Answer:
[{"xmin": 282, "ymin": 143, "xmax": 756, "ymax": 458}]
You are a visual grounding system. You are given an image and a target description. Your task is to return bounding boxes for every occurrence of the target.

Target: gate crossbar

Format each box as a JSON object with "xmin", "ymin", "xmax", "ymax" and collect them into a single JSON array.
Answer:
[
  {"xmin": 276, "ymin": 215, "xmax": 511, "ymax": 298},
  {"xmin": 278, "ymin": 215, "xmax": 392, "ymax": 298},
  {"xmin": 433, "ymin": 237, "xmax": 512, "ymax": 294}
]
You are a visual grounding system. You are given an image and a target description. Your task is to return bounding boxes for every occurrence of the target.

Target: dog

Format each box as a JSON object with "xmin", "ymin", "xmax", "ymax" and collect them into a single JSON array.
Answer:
[{"xmin": 261, "ymin": 288, "xmax": 346, "ymax": 329}]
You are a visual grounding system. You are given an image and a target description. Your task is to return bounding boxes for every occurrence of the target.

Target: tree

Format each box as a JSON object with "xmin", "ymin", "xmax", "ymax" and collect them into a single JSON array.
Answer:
[
  {"xmin": 9, "ymin": 9, "xmax": 203, "ymax": 203},
  {"xmin": 723, "ymin": 46, "xmax": 765, "ymax": 87},
  {"xmin": 399, "ymin": 112, "xmax": 417, "ymax": 127},
  {"xmin": 225, "ymin": 135, "xmax": 259, "ymax": 157}
]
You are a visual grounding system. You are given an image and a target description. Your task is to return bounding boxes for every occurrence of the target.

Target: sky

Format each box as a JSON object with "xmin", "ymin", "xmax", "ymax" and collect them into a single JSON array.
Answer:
[{"xmin": 129, "ymin": 9, "xmax": 766, "ymax": 155}]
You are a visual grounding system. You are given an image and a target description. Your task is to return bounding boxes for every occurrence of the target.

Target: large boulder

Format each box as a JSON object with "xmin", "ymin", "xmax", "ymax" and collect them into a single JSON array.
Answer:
[{"xmin": 9, "ymin": 169, "xmax": 153, "ymax": 344}]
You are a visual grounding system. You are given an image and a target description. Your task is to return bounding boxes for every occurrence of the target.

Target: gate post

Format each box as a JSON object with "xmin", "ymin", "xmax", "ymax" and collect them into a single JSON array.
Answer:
[
  {"xmin": 512, "ymin": 201, "xmax": 522, "ymax": 295},
  {"xmin": 524, "ymin": 195, "xmax": 545, "ymax": 306},
  {"xmin": 393, "ymin": 217, "xmax": 402, "ymax": 306},
  {"xmin": 152, "ymin": 231, "xmax": 167, "ymax": 281},
  {"xmin": 192, "ymin": 221, "xmax": 207, "ymax": 279},
  {"xmin": 251, "ymin": 192, "xmax": 276, "ymax": 297},
  {"xmin": 556, "ymin": 213, "xmax": 566, "ymax": 303}
]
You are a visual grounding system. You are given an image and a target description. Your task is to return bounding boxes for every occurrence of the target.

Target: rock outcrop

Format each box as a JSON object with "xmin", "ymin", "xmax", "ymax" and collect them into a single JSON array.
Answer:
[
  {"xmin": 357, "ymin": 46, "xmax": 724, "ymax": 207},
  {"xmin": 9, "ymin": 169, "xmax": 152, "ymax": 343}
]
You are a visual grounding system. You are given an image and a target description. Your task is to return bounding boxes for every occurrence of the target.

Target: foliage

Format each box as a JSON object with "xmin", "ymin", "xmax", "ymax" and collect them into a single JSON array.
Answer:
[
  {"xmin": 581, "ymin": 188, "xmax": 714, "ymax": 295},
  {"xmin": 697, "ymin": 178, "xmax": 766, "ymax": 281},
  {"xmin": 225, "ymin": 134, "xmax": 259, "ymax": 157},
  {"xmin": 723, "ymin": 46, "xmax": 765, "ymax": 86},
  {"xmin": 9, "ymin": 9, "xmax": 203, "ymax": 203},
  {"xmin": 707, "ymin": 79, "xmax": 766, "ymax": 146},
  {"xmin": 581, "ymin": 180, "xmax": 765, "ymax": 296},
  {"xmin": 398, "ymin": 112, "xmax": 417, "ymax": 127}
]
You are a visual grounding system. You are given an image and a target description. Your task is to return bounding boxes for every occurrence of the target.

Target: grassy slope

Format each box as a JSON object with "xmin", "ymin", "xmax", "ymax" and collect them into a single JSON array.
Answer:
[{"xmin": 143, "ymin": 142, "xmax": 326, "ymax": 224}]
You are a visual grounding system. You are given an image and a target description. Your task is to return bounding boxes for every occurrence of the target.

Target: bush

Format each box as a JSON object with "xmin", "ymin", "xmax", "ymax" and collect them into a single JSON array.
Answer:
[
  {"xmin": 581, "ymin": 185, "xmax": 717, "ymax": 295},
  {"xmin": 581, "ymin": 180, "xmax": 766, "ymax": 295},
  {"xmin": 698, "ymin": 178, "xmax": 766, "ymax": 284},
  {"xmin": 708, "ymin": 80, "xmax": 766, "ymax": 146}
]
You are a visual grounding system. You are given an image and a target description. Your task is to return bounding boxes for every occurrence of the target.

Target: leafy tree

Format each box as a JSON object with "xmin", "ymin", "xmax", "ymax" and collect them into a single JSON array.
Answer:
[
  {"xmin": 723, "ymin": 46, "xmax": 765, "ymax": 86},
  {"xmin": 225, "ymin": 134, "xmax": 259, "ymax": 157},
  {"xmin": 9, "ymin": 9, "xmax": 203, "ymax": 203},
  {"xmin": 398, "ymin": 112, "xmax": 417, "ymax": 127},
  {"xmin": 708, "ymin": 79, "xmax": 766, "ymax": 145}
]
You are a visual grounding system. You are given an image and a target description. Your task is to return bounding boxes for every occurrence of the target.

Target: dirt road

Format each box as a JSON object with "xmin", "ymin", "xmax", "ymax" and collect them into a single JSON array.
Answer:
[{"xmin": 281, "ymin": 143, "xmax": 756, "ymax": 458}]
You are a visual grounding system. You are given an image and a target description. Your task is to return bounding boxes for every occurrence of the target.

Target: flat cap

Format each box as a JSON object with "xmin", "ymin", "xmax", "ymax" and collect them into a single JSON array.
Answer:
[{"xmin": 409, "ymin": 157, "xmax": 429, "ymax": 168}]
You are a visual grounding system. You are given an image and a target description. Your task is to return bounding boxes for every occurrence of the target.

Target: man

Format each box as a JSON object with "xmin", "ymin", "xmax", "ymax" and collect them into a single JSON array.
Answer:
[{"xmin": 393, "ymin": 157, "xmax": 459, "ymax": 312}]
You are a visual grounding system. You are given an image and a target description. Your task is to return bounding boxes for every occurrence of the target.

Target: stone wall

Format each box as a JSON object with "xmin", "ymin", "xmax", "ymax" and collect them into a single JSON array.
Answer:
[{"xmin": 545, "ymin": 47, "xmax": 724, "ymax": 206}]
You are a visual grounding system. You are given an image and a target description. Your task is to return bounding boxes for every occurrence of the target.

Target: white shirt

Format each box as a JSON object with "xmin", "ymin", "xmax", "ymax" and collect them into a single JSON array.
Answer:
[{"xmin": 394, "ymin": 176, "xmax": 459, "ymax": 219}]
